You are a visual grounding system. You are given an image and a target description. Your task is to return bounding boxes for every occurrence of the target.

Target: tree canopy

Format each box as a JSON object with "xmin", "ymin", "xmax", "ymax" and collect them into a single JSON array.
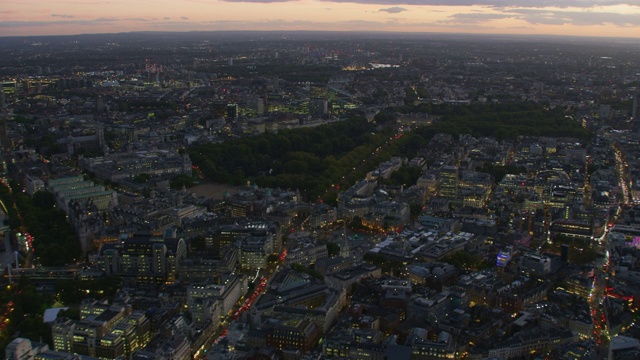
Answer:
[
  {"xmin": 0, "ymin": 184, "xmax": 81, "ymax": 267},
  {"xmin": 411, "ymin": 103, "xmax": 591, "ymax": 141},
  {"xmin": 188, "ymin": 103, "xmax": 591, "ymax": 199},
  {"xmin": 189, "ymin": 116, "xmax": 394, "ymax": 200}
]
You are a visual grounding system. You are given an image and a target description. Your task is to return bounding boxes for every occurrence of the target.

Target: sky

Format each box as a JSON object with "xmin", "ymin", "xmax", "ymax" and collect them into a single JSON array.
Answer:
[{"xmin": 1, "ymin": 0, "xmax": 640, "ymax": 38}]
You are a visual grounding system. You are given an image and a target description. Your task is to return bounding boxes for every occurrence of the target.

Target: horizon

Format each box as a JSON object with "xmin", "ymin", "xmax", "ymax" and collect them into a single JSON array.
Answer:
[
  {"xmin": 1, "ymin": 1, "xmax": 639, "ymax": 39},
  {"xmin": 1, "ymin": 29, "xmax": 640, "ymax": 43}
]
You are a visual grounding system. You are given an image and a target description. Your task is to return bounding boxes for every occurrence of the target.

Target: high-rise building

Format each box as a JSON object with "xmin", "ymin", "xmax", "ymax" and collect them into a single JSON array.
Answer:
[
  {"xmin": 0, "ymin": 87, "xmax": 6, "ymax": 109},
  {"xmin": 96, "ymin": 95, "xmax": 104, "ymax": 112},
  {"xmin": 633, "ymin": 91, "xmax": 638, "ymax": 120},
  {"xmin": 227, "ymin": 103, "xmax": 238, "ymax": 120},
  {"xmin": 309, "ymin": 97, "xmax": 329, "ymax": 117},
  {"xmin": 561, "ymin": 244, "xmax": 569, "ymax": 263},
  {"xmin": 52, "ymin": 319, "xmax": 75, "ymax": 353},
  {"xmin": 0, "ymin": 115, "xmax": 9, "ymax": 149},
  {"xmin": 438, "ymin": 166, "xmax": 459, "ymax": 200},
  {"xmin": 257, "ymin": 97, "xmax": 265, "ymax": 115}
]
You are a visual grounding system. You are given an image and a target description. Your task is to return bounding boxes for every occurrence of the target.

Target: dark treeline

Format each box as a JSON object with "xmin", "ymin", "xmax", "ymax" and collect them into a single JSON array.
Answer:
[
  {"xmin": 408, "ymin": 103, "xmax": 592, "ymax": 141},
  {"xmin": 189, "ymin": 116, "xmax": 395, "ymax": 200},
  {"xmin": 0, "ymin": 182, "xmax": 81, "ymax": 266},
  {"xmin": 0, "ymin": 275, "xmax": 122, "ymax": 353},
  {"xmin": 189, "ymin": 103, "xmax": 591, "ymax": 200}
]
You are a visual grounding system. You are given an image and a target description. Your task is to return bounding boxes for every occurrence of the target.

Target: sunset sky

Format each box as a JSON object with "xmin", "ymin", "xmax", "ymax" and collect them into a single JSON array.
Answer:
[{"xmin": 1, "ymin": 0, "xmax": 639, "ymax": 38}]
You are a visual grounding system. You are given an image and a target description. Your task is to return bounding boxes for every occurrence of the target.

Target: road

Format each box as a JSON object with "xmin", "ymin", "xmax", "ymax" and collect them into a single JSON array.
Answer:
[
  {"xmin": 588, "ymin": 139, "xmax": 631, "ymax": 353},
  {"xmin": 195, "ymin": 249, "xmax": 288, "ymax": 359}
]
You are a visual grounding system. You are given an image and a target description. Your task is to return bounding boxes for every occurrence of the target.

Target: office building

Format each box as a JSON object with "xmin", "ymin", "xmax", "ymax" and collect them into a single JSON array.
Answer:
[{"xmin": 438, "ymin": 166, "xmax": 459, "ymax": 200}]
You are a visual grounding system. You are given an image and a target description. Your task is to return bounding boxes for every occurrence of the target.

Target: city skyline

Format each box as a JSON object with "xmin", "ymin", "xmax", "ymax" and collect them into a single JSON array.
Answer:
[{"xmin": 1, "ymin": 0, "xmax": 640, "ymax": 38}]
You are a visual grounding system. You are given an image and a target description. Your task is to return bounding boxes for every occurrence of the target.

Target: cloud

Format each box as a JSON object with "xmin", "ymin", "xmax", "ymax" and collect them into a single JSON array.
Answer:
[
  {"xmin": 149, "ymin": 18, "xmax": 401, "ymax": 31},
  {"xmin": 59, "ymin": 1, "xmax": 122, "ymax": 3},
  {"xmin": 510, "ymin": 9, "xmax": 640, "ymax": 26},
  {"xmin": 380, "ymin": 7, "xmax": 408, "ymax": 13},
  {"xmin": 92, "ymin": 17, "xmax": 119, "ymax": 22},
  {"xmin": 220, "ymin": 0, "xmax": 297, "ymax": 2},
  {"xmin": 442, "ymin": 6, "xmax": 640, "ymax": 27},
  {"xmin": 220, "ymin": 0, "xmax": 640, "ymax": 7},
  {"xmin": 0, "ymin": 17, "xmax": 149, "ymax": 28},
  {"xmin": 444, "ymin": 12, "xmax": 513, "ymax": 23},
  {"xmin": 0, "ymin": 16, "xmax": 507, "ymax": 35},
  {"xmin": 145, "ymin": 17, "xmax": 501, "ymax": 32},
  {"xmin": 0, "ymin": 20, "xmax": 87, "ymax": 27},
  {"xmin": 51, "ymin": 14, "xmax": 75, "ymax": 19},
  {"xmin": 181, "ymin": 16, "xmax": 189, "ymax": 20}
]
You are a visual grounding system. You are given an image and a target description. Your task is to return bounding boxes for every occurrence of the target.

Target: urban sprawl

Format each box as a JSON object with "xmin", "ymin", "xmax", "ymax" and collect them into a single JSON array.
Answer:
[{"xmin": 1, "ymin": 32, "xmax": 640, "ymax": 360}]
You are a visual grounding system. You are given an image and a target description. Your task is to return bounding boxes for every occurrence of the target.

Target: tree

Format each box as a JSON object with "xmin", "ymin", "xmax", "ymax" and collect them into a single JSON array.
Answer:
[
  {"xmin": 442, "ymin": 251, "xmax": 489, "ymax": 271},
  {"xmin": 290, "ymin": 263, "xmax": 322, "ymax": 279},
  {"xmin": 479, "ymin": 163, "xmax": 526, "ymax": 184},
  {"xmin": 327, "ymin": 242, "xmax": 340, "ymax": 257},
  {"xmin": 32, "ymin": 191, "xmax": 56, "ymax": 210},
  {"xmin": 133, "ymin": 173, "xmax": 152, "ymax": 183},
  {"xmin": 379, "ymin": 166, "xmax": 423, "ymax": 187},
  {"xmin": 374, "ymin": 109, "xmax": 395, "ymax": 125},
  {"xmin": 349, "ymin": 216, "xmax": 364, "ymax": 230},
  {"xmin": 170, "ymin": 174, "xmax": 195, "ymax": 189},
  {"xmin": 410, "ymin": 204, "xmax": 423, "ymax": 219},
  {"xmin": 58, "ymin": 306, "xmax": 81, "ymax": 320}
]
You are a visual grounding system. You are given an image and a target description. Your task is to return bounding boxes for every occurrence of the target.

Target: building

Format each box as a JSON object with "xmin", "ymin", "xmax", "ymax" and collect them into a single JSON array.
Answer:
[
  {"xmin": 177, "ymin": 246, "xmax": 239, "ymax": 284},
  {"xmin": 48, "ymin": 175, "xmax": 118, "ymax": 215},
  {"xmin": 133, "ymin": 334, "xmax": 191, "ymax": 360},
  {"xmin": 438, "ymin": 166, "xmax": 459, "ymax": 200},
  {"xmin": 407, "ymin": 291, "xmax": 467, "ymax": 326},
  {"xmin": 5, "ymin": 338, "xmax": 49, "ymax": 360},
  {"xmin": 186, "ymin": 297, "xmax": 220, "ymax": 328},
  {"xmin": 405, "ymin": 262, "xmax": 457, "ymax": 288},
  {"xmin": 487, "ymin": 327, "xmax": 575, "ymax": 359},
  {"xmin": 324, "ymin": 263, "xmax": 382, "ymax": 292},
  {"xmin": 56, "ymin": 124, "xmax": 105, "ymax": 156},
  {"xmin": 51, "ymin": 300, "xmax": 150, "ymax": 359},
  {"xmin": 25, "ymin": 174, "xmax": 45, "ymax": 195},
  {"xmin": 265, "ymin": 318, "xmax": 321, "ymax": 352},
  {"xmin": 608, "ymin": 335, "xmax": 640, "ymax": 360},
  {"xmin": 253, "ymin": 269, "xmax": 346, "ymax": 333},
  {"xmin": 286, "ymin": 237, "xmax": 328, "ymax": 266},
  {"xmin": 308, "ymin": 203, "xmax": 338, "ymax": 228},
  {"xmin": 309, "ymin": 97, "xmax": 329, "ymax": 117},
  {"xmin": 187, "ymin": 275, "xmax": 245, "ymax": 324},
  {"xmin": 519, "ymin": 253, "xmax": 552, "ymax": 276},
  {"xmin": 79, "ymin": 151, "xmax": 192, "ymax": 183},
  {"xmin": 98, "ymin": 234, "xmax": 187, "ymax": 284},
  {"xmin": 240, "ymin": 233, "xmax": 274, "ymax": 270},
  {"xmin": 214, "ymin": 221, "xmax": 281, "ymax": 256},
  {"xmin": 551, "ymin": 219, "xmax": 593, "ymax": 242},
  {"xmin": 407, "ymin": 329, "xmax": 458, "ymax": 360},
  {"xmin": 52, "ymin": 318, "xmax": 76, "ymax": 353}
]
